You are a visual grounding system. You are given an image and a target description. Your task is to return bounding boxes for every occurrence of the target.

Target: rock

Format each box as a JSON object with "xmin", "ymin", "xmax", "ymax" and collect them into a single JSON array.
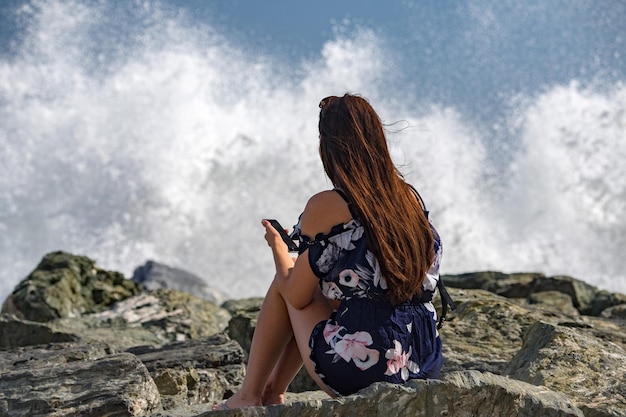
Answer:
[
  {"xmin": 593, "ymin": 291, "xmax": 626, "ymax": 316},
  {"xmin": 0, "ymin": 341, "xmax": 114, "ymax": 370},
  {"xmin": 0, "ymin": 314, "xmax": 78, "ymax": 349},
  {"xmin": 442, "ymin": 271, "xmax": 538, "ymax": 292},
  {"xmin": 196, "ymin": 371, "xmax": 583, "ymax": 417},
  {"xmin": 133, "ymin": 261, "xmax": 228, "ymax": 305},
  {"xmin": 0, "ymin": 350, "xmax": 161, "ymax": 416},
  {"xmin": 505, "ymin": 321, "xmax": 626, "ymax": 417},
  {"xmin": 438, "ymin": 288, "xmax": 575, "ymax": 375},
  {"xmin": 221, "ymin": 298, "xmax": 266, "ymax": 315},
  {"xmin": 0, "ymin": 266, "xmax": 232, "ymax": 351},
  {"xmin": 92, "ymin": 290, "xmax": 231, "ymax": 343},
  {"xmin": 438, "ymin": 287, "xmax": 626, "ymax": 417},
  {"xmin": 49, "ymin": 290, "xmax": 232, "ymax": 351},
  {"xmin": 0, "ymin": 334, "xmax": 244, "ymax": 415},
  {"xmin": 527, "ymin": 290, "xmax": 580, "ymax": 316},
  {"xmin": 2, "ymin": 251, "xmax": 141, "ymax": 322},
  {"xmin": 222, "ymin": 297, "xmax": 264, "ymax": 360},
  {"xmin": 442, "ymin": 272, "xmax": 619, "ymax": 315},
  {"xmin": 2, "ymin": 254, "xmax": 626, "ymax": 417},
  {"xmin": 127, "ymin": 334, "xmax": 245, "ymax": 411},
  {"xmin": 601, "ymin": 304, "xmax": 626, "ymax": 320},
  {"xmin": 438, "ymin": 371, "xmax": 583, "ymax": 417}
]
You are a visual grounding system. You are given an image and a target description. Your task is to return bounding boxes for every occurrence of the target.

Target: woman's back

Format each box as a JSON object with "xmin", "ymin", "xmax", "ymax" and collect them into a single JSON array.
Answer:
[
  {"xmin": 318, "ymin": 95, "xmax": 435, "ymax": 305},
  {"xmin": 293, "ymin": 187, "xmax": 444, "ymax": 396}
]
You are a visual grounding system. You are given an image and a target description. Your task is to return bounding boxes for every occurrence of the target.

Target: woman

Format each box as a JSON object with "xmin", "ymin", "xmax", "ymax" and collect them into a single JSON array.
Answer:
[{"xmin": 213, "ymin": 94, "xmax": 451, "ymax": 410}]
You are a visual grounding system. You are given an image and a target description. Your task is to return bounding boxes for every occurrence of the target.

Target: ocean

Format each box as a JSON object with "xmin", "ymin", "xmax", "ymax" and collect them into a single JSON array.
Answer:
[{"xmin": 1, "ymin": 0, "xmax": 625, "ymax": 302}]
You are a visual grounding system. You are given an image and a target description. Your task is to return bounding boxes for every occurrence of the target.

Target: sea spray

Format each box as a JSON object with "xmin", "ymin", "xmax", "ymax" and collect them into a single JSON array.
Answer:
[{"xmin": 1, "ymin": 0, "xmax": 624, "ymax": 301}]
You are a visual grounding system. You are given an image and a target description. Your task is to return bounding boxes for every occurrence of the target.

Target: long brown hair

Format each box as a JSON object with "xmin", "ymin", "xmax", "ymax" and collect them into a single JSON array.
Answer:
[{"xmin": 318, "ymin": 94, "xmax": 434, "ymax": 305}]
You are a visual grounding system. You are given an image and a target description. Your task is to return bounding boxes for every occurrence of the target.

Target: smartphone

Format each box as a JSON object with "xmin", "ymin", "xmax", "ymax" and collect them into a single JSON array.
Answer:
[{"xmin": 265, "ymin": 219, "xmax": 299, "ymax": 252}]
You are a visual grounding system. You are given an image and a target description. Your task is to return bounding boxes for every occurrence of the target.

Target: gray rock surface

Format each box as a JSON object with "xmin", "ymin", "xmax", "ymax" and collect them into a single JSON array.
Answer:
[
  {"xmin": 442, "ymin": 271, "xmax": 626, "ymax": 315},
  {"xmin": 1, "ymin": 289, "xmax": 232, "ymax": 352},
  {"xmin": 127, "ymin": 334, "xmax": 245, "ymax": 411},
  {"xmin": 1, "ymin": 251, "xmax": 141, "ymax": 322},
  {"xmin": 1, "ymin": 252, "xmax": 625, "ymax": 417},
  {"xmin": 505, "ymin": 321, "xmax": 626, "ymax": 417},
  {"xmin": 0, "ymin": 351, "xmax": 161, "ymax": 416},
  {"xmin": 133, "ymin": 260, "xmax": 228, "ymax": 305},
  {"xmin": 0, "ymin": 314, "xmax": 78, "ymax": 349},
  {"xmin": 84, "ymin": 290, "xmax": 232, "ymax": 346},
  {"xmin": 222, "ymin": 297, "xmax": 264, "ymax": 360},
  {"xmin": 191, "ymin": 371, "xmax": 583, "ymax": 417}
]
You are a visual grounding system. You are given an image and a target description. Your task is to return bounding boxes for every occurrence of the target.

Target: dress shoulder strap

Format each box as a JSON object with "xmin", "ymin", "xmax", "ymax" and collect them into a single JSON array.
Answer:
[
  {"xmin": 333, "ymin": 188, "xmax": 358, "ymax": 218},
  {"xmin": 335, "ymin": 186, "xmax": 429, "ymax": 219},
  {"xmin": 333, "ymin": 187, "xmax": 349, "ymax": 203},
  {"xmin": 407, "ymin": 184, "xmax": 429, "ymax": 219}
]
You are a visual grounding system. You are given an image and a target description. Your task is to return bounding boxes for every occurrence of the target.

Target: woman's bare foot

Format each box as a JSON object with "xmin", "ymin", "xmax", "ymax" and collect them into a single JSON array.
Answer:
[
  {"xmin": 211, "ymin": 400, "xmax": 230, "ymax": 411},
  {"xmin": 262, "ymin": 391, "xmax": 286, "ymax": 406},
  {"xmin": 211, "ymin": 391, "xmax": 263, "ymax": 411}
]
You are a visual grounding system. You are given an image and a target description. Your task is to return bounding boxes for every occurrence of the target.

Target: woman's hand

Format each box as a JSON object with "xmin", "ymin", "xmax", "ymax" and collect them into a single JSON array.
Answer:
[
  {"xmin": 261, "ymin": 219, "xmax": 289, "ymax": 253},
  {"xmin": 261, "ymin": 219, "xmax": 295, "ymax": 279},
  {"xmin": 261, "ymin": 219, "xmax": 317, "ymax": 310}
]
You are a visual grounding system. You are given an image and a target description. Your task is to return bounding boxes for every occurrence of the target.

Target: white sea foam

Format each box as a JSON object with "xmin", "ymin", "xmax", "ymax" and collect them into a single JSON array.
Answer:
[{"xmin": 0, "ymin": 0, "xmax": 624, "ymax": 301}]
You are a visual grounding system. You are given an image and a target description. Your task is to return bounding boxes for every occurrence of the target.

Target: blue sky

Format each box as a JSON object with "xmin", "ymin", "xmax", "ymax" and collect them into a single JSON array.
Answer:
[
  {"xmin": 176, "ymin": 0, "xmax": 406, "ymax": 56},
  {"xmin": 176, "ymin": 0, "xmax": 626, "ymax": 123},
  {"xmin": 1, "ymin": 0, "xmax": 624, "ymax": 124}
]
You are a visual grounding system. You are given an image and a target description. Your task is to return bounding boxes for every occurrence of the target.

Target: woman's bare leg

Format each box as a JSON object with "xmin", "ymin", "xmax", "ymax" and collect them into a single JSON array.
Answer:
[
  {"xmin": 214, "ymin": 276, "xmax": 336, "ymax": 410},
  {"xmin": 261, "ymin": 336, "xmax": 303, "ymax": 405},
  {"xmin": 262, "ymin": 294, "xmax": 341, "ymax": 403},
  {"xmin": 282, "ymin": 287, "xmax": 338, "ymax": 398},
  {"xmin": 216, "ymin": 278, "xmax": 294, "ymax": 408}
]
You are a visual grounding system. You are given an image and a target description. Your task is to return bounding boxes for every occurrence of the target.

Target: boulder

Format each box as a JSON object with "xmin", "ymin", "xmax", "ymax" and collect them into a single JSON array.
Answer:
[
  {"xmin": 601, "ymin": 304, "xmax": 626, "ymax": 320},
  {"xmin": 442, "ymin": 272, "xmax": 625, "ymax": 315},
  {"xmin": 440, "ymin": 286, "xmax": 626, "ymax": 417},
  {"xmin": 196, "ymin": 371, "xmax": 583, "ymax": 417},
  {"xmin": 2, "ymin": 254, "xmax": 626, "ymax": 417},
  {"xmin": 0, "ymin": 314, "xmax": 78, "ymax": 349},
  {"xmin": 46, "ymin": 290, "xmax": 232, "ymax": 351},
  {"xmin": 0, "ymin": 350, "xmax": 161, "ymax": 416},
  {"xmin": 527, "ymin": 290, "xmax": 580, "ymax": 316},
  {"xmin": 2, "ymin": 289, "xmax": 232, "ymax": 352},
  {"xmin": 2, "ymin": 251, "xmax": 141, "ymax": 322},
  {"xmin": 0, "ymin": 252, "xmax": 231, "ymax": 351},
  {"xmin": 127, "ymin": 333, "xmax": 245, "ymax": 411},
  {"xmin": 0, "ymin": 341, "xmax": 114, "ymax": 370},
  {"xmin": 438, "ymin": 288, "xmax": 570, "ymax": 375},
  {"xmin": 90, "ymin": 290, "xmax": 231, "ymax": 343},
  {"xmin": 222, "ymin": 297, "xmax": 264, "ymax": 360},
  {"xmin": 505, "ymin": 321, "xmax": 626, "ymax": 417},
  {"xmin": 0, "ymin": 333, "xmax": 244, "ymax": 415},
  {"xmin": 593, "ymin": 291, "xmax": 626, "ymax": 316},
  {"xmin": 133, "ymin": 261, "xmax": 228, "ymax": 305}
]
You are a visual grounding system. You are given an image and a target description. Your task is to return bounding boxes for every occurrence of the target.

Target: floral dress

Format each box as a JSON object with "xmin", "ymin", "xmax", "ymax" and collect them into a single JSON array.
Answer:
[{"xmin": 291, "ymin": 191, "xmax": 445, "ymax": 396}]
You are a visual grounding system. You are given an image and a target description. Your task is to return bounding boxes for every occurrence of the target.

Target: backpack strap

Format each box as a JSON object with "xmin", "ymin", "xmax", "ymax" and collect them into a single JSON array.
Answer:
[
  {"xmin": 436, "ymin": 278, "xmax": 457, "ymax": 329},
  {"xmin": 407, "ymin": 184, "xmax": 456, "ymax": 327}
]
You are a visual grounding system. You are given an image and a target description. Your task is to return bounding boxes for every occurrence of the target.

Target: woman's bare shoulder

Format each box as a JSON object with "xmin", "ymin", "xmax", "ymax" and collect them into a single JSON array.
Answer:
[
  {"xmin": 300, "ymin": 190, "xmax": 351, "ymax": 235},
  {"xmin": 306, "ymin": 190, "xmax": 344, "ymax": 207}
]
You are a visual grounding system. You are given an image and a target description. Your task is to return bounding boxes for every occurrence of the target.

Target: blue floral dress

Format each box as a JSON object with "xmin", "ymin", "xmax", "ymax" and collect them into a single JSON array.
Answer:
[{"xmin": 291, "ymin": 192, "xmax": 445, "ymax": 396}]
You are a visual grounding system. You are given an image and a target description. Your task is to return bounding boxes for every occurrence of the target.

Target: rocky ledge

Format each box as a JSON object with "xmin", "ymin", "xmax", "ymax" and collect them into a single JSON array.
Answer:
[{"xmin": 1, "ymin": 251, "xmax": 625, "ymax": 417}]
